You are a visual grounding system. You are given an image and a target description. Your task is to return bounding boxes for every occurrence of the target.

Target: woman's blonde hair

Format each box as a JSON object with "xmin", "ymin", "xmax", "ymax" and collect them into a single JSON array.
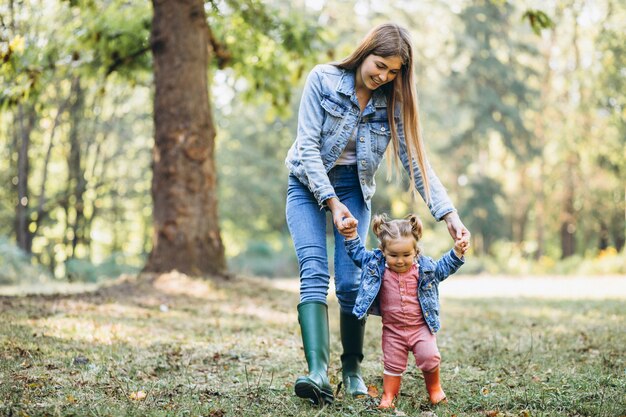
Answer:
[
  {"xmin": 372, "ymin": 213, "xmax": 423, "ymax": 255},
  {"xmin": 336, "ymin": 23, "xmax": 430, "ymax": 202}
]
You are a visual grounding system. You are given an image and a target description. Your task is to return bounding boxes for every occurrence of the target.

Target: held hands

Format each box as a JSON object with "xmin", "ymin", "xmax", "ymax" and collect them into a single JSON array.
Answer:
[
  {"xmin": 453, "ymin": 238, "xmax": 469, "ymax": 259},
  {"xmin": 444, "ymin": 211, "xmax": 470, "ymax": 258},
  {"xmin": 326, "ymin": 198, "xmax": 358, "ymax": 239},
  {"xmin": 341, "ymin": 217, "xmax": 359, "ymax": 240}
]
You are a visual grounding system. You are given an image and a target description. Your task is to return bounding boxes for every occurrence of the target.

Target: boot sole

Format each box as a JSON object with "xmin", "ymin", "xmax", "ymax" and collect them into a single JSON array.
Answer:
[{"xmin": 295, "ymin": 379, "xmax": 334, "ymax": 405}]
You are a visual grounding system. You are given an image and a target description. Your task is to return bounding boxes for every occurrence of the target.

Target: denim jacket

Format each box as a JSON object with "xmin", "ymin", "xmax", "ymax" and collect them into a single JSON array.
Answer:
[
  {"xmin": 285, "ymin": 64, "xmax": 455, "ymax": 220},
  {"xmin": 345, "ymin": 235, "xmax": 464, "ymax": 334}
]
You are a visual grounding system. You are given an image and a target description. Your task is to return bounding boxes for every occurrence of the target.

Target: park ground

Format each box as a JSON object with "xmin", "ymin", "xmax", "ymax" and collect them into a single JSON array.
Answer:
[{"xmin": 1, "ymin": 273, "xmax": 625, "ymax": 417}]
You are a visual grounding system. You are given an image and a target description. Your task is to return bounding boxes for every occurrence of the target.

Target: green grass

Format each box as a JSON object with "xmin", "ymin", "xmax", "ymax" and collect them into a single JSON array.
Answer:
[{"xmin": 1, "ymin": 272, "xmax": 624, "ymax": 416}]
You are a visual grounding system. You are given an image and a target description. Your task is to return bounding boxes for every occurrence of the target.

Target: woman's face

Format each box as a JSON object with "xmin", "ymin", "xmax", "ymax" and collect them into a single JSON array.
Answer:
[{"xmin": 357, "ymin": 54, "xmax": 403, "ymax": 91}]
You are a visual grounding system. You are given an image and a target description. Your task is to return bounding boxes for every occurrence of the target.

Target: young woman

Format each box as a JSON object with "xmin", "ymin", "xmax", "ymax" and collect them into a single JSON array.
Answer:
[{"xmin": 284, "ymin": 22, "xmax": 470, "ymax": 405}]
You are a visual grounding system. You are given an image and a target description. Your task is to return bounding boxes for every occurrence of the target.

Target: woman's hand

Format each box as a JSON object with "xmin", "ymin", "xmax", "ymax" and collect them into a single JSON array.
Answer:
[
  {"xmin": 443, "ymin": 211, "xmax": 471, "ymax": 247},
  {"xmin": 326, "ymin": 197, "xmax": 358, "ymax": 238}
]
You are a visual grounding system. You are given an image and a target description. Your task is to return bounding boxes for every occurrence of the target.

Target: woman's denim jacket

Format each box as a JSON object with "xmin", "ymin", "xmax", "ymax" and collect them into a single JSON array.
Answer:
[
  {"xmin": 285, "ymin": 64, "xmax": 455, "ymax": 220},
  {"xmin": 345, "ymin": 235, "xmax": 464, "ymax": 334}
]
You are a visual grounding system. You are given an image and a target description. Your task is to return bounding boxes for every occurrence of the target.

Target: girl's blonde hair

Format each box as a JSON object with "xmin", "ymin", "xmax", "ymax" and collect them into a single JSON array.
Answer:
[
  {"xmin": 372, "ymin": 213, "xmax": 423, "ymax": 255},
  {"xmin": 336, "ymin": 23, "xmax": 430, "ymax": 202}
]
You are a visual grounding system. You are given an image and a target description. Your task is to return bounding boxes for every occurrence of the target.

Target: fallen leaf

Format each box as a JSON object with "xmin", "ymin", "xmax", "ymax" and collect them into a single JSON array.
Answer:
[
  {"xmin": 367, "ymin": 384, "xmax": 379, "ymax": 398},
  {"xmin": 66, "ymin": 395, "xmax": 77, "ymax": 404},
  {"xmin": 129, "ymin": 390, "xmax": 147, "ymax": 401}
]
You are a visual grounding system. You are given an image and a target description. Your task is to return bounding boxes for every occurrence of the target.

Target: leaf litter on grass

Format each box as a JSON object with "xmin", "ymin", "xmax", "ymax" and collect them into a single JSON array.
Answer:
[{"xmin": 0, "ymin": 272, "xmax": 625, "ymax": 416}]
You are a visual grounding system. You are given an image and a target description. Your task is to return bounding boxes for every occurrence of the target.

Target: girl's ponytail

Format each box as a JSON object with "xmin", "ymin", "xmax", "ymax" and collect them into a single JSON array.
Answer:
[
  {"xmin": 372, "ymin": 213, "xmax": 389, "ymax": 239},
  {"xmin": 406, "ymin": 214, "xmax": 423, "ymax": 241}
]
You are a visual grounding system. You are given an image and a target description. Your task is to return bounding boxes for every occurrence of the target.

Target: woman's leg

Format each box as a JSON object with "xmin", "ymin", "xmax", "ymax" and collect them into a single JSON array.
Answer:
[
  {"xmin": 286, "ymin": 175, "xmax": 333, "ymax": 404},
  {"xmin": 286, "ymin": 175, "xmax": 330, "ymax": 304},
  {"xmin": 331, "ymin": 166, "xmax": 370, "ymax": 311},
  {"xmin": 328, "ymin": 166, "xmax": 371, "ymax": 396}
]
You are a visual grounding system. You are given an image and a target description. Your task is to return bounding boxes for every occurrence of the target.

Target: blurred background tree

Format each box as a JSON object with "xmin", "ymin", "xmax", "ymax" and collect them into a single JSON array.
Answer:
[{"xmin": 0, "ymin": 0, "xmax": 624, "ymax": 283}]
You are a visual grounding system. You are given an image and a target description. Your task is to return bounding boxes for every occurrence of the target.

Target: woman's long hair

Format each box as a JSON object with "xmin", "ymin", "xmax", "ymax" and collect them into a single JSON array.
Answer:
[{"xmin": 336, "ymin": 23, "xmax": 430, "ymax": 203}]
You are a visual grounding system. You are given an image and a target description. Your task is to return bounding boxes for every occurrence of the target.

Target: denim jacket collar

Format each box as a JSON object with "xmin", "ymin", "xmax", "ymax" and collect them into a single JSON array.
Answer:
[{"xmin": 419, "ymin": 256, "xmax": 436, "ymax": 273}]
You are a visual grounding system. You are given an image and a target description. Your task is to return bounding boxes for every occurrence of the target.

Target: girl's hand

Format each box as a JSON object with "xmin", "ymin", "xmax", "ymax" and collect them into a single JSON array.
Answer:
[
  {"xmin": 453, "ymin": 238, "xmax": 469, "ymax": 259},
  {"xmin": 326, "ymin": 198, "xmax": 358, "ymax": 238},
  {"xmin": 341, "ymin": 217, "xmax": 359, "ymax": 240}
]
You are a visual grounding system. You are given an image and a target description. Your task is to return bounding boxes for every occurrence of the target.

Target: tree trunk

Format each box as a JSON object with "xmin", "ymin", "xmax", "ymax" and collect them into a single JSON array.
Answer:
[
  {"xmin": 560, "ymin": 153, "xmax": 577, "ymax": 259},
  {"xmin": 15, "ymin": 104, "xmax": 35, "ymax": 255},
  {"xmin": 533, "ymin": 22, "xmax": 557, "ymax": 260},
  {"xmin": 512, "ymin": 166, "xmax": 530, "ymax": 245},
  {"xmin": 67, "ymin": 77, "xmax": 87, "ymax": 259},
  {"xmin": 145, "ymin": 0, "xmax": 226, "ymax": 276}
]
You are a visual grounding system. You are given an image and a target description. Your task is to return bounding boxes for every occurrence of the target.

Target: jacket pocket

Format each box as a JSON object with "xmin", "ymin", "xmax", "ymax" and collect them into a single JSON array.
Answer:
[
  {"xmin": 368, "ymin": 121, "xmax": 391, "ymax": 156},
  {"xmin": 321, "ymin": 96, "xmax": 348, "ymax": 136}
]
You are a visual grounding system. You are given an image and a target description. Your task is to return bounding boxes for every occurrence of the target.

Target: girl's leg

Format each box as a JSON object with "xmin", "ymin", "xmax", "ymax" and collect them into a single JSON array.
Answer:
[
  {"xmin": 411, "ymin": 328, "xmax": 446, "ymax": 404},
  {"xmin": 380, "ymin": 327, "xmax": 409, "ymax": 408},
  {"xmin": 286, "ymin": 175, "xmax": 333, "ymax": 404},
  {"xmin": 378, "ymin": 374, "xmax": 402, "ymax": 409},
  {"xmin": 412, "ymin": 333, "xmax": 441, "ymax": 373}
]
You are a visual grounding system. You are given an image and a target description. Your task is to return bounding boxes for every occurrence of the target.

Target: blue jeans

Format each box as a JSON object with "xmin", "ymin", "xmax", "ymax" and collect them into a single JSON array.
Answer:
[{"xmin": 286, "ymin": 165, "xmax": 371, "ymax": 312}]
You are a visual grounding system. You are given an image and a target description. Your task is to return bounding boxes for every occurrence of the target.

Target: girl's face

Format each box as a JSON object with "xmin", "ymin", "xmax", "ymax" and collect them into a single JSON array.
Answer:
[
  {"xmin": 357, "ymin": 54, "xmax": 403, "ymax": 91},
  {"xmin": 382, "ymin": 235, "xmax": 417, "ymax": 273}
]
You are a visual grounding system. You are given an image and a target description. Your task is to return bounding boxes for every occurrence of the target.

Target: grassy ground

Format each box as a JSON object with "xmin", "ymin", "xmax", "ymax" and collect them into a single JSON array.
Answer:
[{"xmin": 0, "ymin": 272, "xmax": 624, "ymax": 417}]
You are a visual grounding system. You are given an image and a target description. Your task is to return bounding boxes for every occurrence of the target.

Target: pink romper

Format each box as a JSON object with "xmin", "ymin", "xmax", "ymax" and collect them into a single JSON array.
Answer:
[{"xmin": 379, "ymin": 264, "xmax": 441, "ymax": 375}]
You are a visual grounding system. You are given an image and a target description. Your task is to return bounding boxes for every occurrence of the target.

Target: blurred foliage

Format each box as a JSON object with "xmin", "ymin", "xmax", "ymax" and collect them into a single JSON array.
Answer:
[
  {"xmin": 65, "ymin": 253, "xmax": 141, "ymax": 283},
  {"xmin": 1, "ymin": 0, "xmax": 625, "ymax": 281},
  {"xmin": 0, "ymin": 236, "xmax": 52, "ymax": 284},
  {"xmin": 522, "ymin": 9, "xmax": 556, "ymax": 35}
]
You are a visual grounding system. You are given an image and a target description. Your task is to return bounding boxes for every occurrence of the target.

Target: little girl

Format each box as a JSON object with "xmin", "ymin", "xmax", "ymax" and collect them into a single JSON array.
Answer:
[{"xmin": 342, "ymin": 213, "xmax": 467, "ymax": 408}]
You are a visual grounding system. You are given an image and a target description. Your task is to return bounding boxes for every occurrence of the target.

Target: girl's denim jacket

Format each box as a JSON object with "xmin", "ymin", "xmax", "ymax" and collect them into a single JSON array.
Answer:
[
  {"xmin": 345, "ymin": 235, "xmax": 464, "ymax": 334},
  {"xmin": 285, "ymin": 64, "xmax": 455, "ymax": 220}
]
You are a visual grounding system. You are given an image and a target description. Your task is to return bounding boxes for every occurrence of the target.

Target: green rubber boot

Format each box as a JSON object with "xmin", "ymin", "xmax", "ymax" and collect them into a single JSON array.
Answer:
[
  {"xmin": 340, "ymin": 311, "xmax": 368, "ymax": 397},
  {"xmin": 294, "ymin": 301, "xmax": 334, "ymax": 405}
]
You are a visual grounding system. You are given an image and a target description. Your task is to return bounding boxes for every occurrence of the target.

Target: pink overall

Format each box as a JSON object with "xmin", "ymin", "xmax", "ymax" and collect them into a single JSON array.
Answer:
[{"xmin": 380, "ymin": 264, "xmax": 441, "ymax": 375}]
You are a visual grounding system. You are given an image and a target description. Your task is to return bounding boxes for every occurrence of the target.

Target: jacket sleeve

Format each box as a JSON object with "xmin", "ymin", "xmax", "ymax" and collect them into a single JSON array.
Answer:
[
  {"xmin": 344, "ymin": 236, "xmax": 375, "ymax": 269},
  {"xmin": 296, "ymin": 66, "xmax": 337, "ymax": 207},
  {"xmin": 396, "ymin": 118, "xmax": 456, "ymax": 221},
  {"xmin": 433, "ymin": 249, "xmax": 465, "ymax": 283}
]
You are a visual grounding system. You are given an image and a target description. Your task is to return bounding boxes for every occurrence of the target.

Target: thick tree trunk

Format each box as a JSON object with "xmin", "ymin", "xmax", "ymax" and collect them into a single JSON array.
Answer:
[{"xmin": 145, "ymin": 0, "xmax": 226, "ymax": 276}]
